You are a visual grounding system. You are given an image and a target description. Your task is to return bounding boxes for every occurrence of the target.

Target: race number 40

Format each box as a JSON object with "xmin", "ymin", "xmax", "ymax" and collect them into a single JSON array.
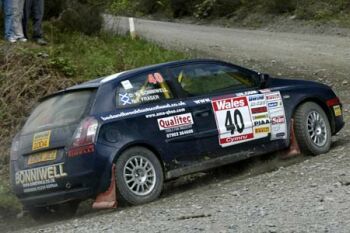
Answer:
[{"xmin": 212, "ymin": 96, "xmax": 254, "ymax": 147}]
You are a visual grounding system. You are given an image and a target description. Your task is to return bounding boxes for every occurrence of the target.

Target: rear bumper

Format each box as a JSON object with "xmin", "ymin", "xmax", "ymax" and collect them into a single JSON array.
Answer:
[{"xmin": 19, "ymin": 187, "xmax": 94, "ymax": 207}]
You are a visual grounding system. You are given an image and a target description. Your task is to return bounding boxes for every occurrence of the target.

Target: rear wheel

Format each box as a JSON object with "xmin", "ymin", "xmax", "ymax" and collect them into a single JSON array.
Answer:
[
  {"xmin": 115, "ymin": 147, "xmax": 163, "ymax": 205},
  {"xmin": 294, "ymin": 102, "xmax": 332, "ymax": 155}
]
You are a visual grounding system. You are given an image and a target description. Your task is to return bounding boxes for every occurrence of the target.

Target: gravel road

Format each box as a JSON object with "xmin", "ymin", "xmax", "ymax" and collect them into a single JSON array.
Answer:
[{"xmin": 10, "ymin": 17, "xmax": 350, "ymax": 233}]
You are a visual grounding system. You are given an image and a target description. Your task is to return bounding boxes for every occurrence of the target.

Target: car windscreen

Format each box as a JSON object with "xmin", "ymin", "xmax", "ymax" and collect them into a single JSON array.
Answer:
[{"xmin": 22, "ymin": 90, "xmax": 94, "ymax": 134}]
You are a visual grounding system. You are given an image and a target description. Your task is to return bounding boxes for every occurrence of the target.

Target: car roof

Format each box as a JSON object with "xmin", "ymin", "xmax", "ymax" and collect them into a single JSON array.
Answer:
[
  {"xmin": 66, "ymin": 58, "xmax": 226, "ymax": 91},
  {"xmin": 41, "ymin": 59, "xmax": 231, "ymax": 101}
]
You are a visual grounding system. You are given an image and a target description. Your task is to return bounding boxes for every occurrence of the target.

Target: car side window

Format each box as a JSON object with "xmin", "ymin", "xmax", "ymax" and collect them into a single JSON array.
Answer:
[
  {"xmin": 171, "ymin": 63, "xmax": 258, "ymax": 96},
  {"xmin": 116, "ymin": 71, "xmax": 173, "ymax": 107}
]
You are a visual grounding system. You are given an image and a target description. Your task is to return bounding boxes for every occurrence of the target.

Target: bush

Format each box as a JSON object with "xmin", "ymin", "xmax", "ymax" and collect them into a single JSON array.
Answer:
[
  {"xmin": 261, "ymin": 0, "xmax": 296, "ymax": 14},
  {"xmin": 44, "ymin": 0, "xmax": 65, "ymax": 19},
  {"xmin": 194, "ymin": 0, "xmax": 241, "ymax": 18},
  {"xmin": 57, "ymin": 0, "xmax": 103, "ymax": 35}
]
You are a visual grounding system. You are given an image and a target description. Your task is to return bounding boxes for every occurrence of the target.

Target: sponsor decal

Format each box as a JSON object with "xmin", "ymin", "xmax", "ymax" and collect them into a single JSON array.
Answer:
[
  {"xmin": 212, "ymin": 96, "xmax": 255, "ymax": 147},
  {"xmin": 219, "ymin": 133, "xmax": 254, "ymax": 144},
  {"xmin": 166, "ymin": 129, "xmax": 194, "ymax": 139},
  {"xmin": 212, "ymin": 91, "xmax": 287, "ymax": 147},
  {"xmin": 193, "ymin": 98, "xmax": 211, "ymax": 105},
  {"xmin": 255, "ymin": 127, "xmax": 270, "ymax": 134},
  {"xmin": 333, "ymin": 105, "xmax": 342, "ymax": 117},
  {"xmin": 253, "ymin": 114, "xmax": 269, "ymax": 120},
  {"xmin": 15, "ymin": 163, "xmax": 67, "ymax": 186},
  {"xmin": 32, "ymin": 131, "xmax": 51, "ymax": 151},
  {"xmin": 140, "ymin": 95, "xmax": 160, "ymax": 102},
  {"xmin": 254, "ymin": 119, "xmax": 270, "ymax": 126},
  {"xmin": 101, "ymin": 101, "xmax": 187, "ymax": 121},
  {"xmin": 158, "ymin": 113, "xmax": 194, "ymax": 130},
  {"xmin": 266, "ymin": 93, "xmax": 281, "ymax": 101},
  {"xmin": 145, "ymin": 108, "xmax": 186, "ymax": 119},
  {"xmin": 251, "ymin": 106, "xmax": 268, "ymax": 114},
  {"xmin": 249, "ymin": 95, "xmax": 264, "ymax": 101},
  {"xmin": 268, "ymin": 102, "xmax": 278, "ymax": 108},
  {"xmin": 272, "ymin": 116, "xmax": 285, "ymax": 125},
  {"xmin": 142, "ymin": 88, "xmax": 167, "ymax": 95},
  {"xmin": 212, "ymin": 96, "xmax": 247, "ymax": 111},
  {"xmin": 259, "ymin": 89, "xmax": 271, "ymax": 94},
  {"xmin": 250, "ymin": 100, "xmax": 266, "ymax": 107},
  {"xmin": 28, "ymin": 150, "xmax": 57, "ymax": 165},
  {"xmin": 236, "ymin": 90, "xmax": 258, "ymax": 97},
  {"xmin": 266, "ymin": 92, "xmax": 287, "ymax": 140},
  {"xmin": 119, "ymin": 93, "xmax": 133, "ymax": 105},
  {"xmin": 121, "ymin": 80, "xmax": 133, "ymax": 90}
]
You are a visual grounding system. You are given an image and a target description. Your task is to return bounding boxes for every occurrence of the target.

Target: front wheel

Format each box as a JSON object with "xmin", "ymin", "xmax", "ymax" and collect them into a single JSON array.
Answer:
[
  {"xmin": 115, "ymin": 147, "xmax": 164, "ymax": 205},
  {"xmin": 294, "ymin": 102, "xmax": 332, "ymax": 155}
]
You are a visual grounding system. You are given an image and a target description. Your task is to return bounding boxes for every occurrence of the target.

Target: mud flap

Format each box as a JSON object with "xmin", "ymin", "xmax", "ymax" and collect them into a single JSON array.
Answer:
[
  {"xmin": 283, "ymin": 119, "xmax": 301, "ymax": 158},
  {"xmin": 92, "ymin": 164, "xmax": 117, "ymax": 209}
]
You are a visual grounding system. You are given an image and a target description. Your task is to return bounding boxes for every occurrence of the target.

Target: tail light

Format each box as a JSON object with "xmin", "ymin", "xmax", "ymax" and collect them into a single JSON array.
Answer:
[
  {"xmin": 10, "ymin": 138, "xmax": 20, "ymax": 160},
  {"xmin": 326, "ymin": 97, "xmax": 340, "ymax": 107},
  {"xmin": 68, "ymin": 117, "xmax": 98, "ymax": 157}
]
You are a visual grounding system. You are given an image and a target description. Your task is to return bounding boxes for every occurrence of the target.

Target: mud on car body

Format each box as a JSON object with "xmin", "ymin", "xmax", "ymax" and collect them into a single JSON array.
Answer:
[{"xmin": 10, "ymin": 59, "xmax": 344, "ymax": 219}]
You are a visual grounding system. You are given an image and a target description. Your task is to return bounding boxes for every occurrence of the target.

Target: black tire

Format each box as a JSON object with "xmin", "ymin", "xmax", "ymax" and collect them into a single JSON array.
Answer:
[
  {"xmin": 27, "ymin": 200, "xmax": 80, "ymax": 221},
  {"xmin": 115, "ymin": 147, "xmax": 164, "ymax": 205},
  {"xmin": 294, "ymin": 102, "xmax": 332, "ymax": 155}
]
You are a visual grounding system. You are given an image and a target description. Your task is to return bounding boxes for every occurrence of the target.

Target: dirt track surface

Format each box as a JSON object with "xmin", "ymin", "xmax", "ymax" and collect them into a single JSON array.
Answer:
[{"xmin": 11, "ymin": 17, "xmax": 350, "ymax": 232}]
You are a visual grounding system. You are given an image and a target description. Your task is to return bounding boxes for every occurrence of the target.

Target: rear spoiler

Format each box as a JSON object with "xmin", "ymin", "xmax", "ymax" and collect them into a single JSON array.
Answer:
[{"xmin": 39, "ymin": 86, "xmax": 99, "ymax": 102}]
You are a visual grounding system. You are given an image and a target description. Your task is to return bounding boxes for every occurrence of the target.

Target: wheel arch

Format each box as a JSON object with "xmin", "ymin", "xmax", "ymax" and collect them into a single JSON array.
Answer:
[
  {"xmin": 292, "ymin": 97, "xmax": 335, "ymax": 134},
  {"xmin": 112, "ymin": 142, "xmax": 166, "ymax": 177}
]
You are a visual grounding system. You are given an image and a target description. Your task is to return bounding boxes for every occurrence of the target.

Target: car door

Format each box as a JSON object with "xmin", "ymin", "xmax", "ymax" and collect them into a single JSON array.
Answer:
[
  {"xmin": 97, "ymin": 68, "xmax": 206, "ymax": 171},
  {"xmin": 168, "ymin": 61, "xmax": 287, "ymax": 160}
]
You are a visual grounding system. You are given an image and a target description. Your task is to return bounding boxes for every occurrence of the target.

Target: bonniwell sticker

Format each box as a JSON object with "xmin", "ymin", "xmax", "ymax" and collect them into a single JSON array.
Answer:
[
  {"xmin": 32, "ymin": 131, "xmax": 51, "ymax": 151},
  {"xmin": 15, "ymin": 163, "xmax": 67, "ymax": 193},
  {"xmin": 212, "ymin": 96, "xmax": 254, "ymax": 147}
]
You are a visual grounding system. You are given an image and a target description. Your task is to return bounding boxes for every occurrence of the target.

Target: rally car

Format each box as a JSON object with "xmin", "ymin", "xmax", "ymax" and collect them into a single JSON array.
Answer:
[{"xmin": 10, "ymin": 59, "xmax": 344, "ymax": 219}]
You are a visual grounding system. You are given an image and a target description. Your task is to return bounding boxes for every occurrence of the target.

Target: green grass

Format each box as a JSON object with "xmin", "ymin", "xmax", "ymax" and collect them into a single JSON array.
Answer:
[
  {"xmin": 44, "ymin": 26, "xmax": 190, "ymax": 80},
  {"xmin": 0, "ymin": 27, "xmax": 189, "ymax": 217}
]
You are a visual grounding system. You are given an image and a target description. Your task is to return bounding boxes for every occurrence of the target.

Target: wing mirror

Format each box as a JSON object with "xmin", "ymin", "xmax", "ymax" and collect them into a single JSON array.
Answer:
[{"xmin": 259, "ymin": 73, "xmax": 270, "ymax": 88}]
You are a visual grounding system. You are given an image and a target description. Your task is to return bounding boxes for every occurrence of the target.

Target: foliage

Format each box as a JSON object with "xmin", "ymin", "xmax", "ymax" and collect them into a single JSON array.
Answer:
[{"xmin": 109, "ymin": 0, "xmax": 350, "ymax": 22}]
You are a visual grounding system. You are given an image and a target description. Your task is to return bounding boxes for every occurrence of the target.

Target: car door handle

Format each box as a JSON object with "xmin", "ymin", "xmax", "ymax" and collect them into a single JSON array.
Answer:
[{"xmin": 193, "ymin": 109, "xmax": 211, "ymax": 117}]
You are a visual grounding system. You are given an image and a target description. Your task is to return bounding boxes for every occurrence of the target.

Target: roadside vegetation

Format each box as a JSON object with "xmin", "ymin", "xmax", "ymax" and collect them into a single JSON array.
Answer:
[
  {"xmin": 0, "ymin": 0, "xmax": 188, "ymax": 217},
  {"xmin": 110, "ymin": 0, "xmax": 350, "ymax": 27}
]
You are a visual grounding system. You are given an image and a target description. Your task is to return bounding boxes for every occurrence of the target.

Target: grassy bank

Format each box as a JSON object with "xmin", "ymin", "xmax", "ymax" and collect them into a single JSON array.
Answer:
[
  {"xmin": 110, "ymin": 0, "xmax": 350, "ymax": 28},
  {"xmin": 0, "ymin": 27, "xmax": 189, "ymax": 217}
]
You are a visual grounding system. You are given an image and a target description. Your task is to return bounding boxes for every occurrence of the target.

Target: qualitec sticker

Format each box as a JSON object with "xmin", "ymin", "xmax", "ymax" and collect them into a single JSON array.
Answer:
[
  {"xmin": 158, "ymin": 113, "xmax": 194, "ymax": 131},
  {"xmin": 157, "ymin": 113, "xmax": 195, "ymax": 139}
]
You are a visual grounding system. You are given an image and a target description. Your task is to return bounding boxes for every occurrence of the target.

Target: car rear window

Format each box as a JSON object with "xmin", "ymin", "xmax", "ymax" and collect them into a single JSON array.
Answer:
[{"xmin": 22, "ymin": 90, "xmax": 94, "ymax": 134}]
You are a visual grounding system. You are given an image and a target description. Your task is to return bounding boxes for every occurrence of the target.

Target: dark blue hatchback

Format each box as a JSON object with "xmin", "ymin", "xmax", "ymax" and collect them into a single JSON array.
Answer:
[{"xmin": 10, "ymin": 59, "xmax": 344, "ymax": 219}]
